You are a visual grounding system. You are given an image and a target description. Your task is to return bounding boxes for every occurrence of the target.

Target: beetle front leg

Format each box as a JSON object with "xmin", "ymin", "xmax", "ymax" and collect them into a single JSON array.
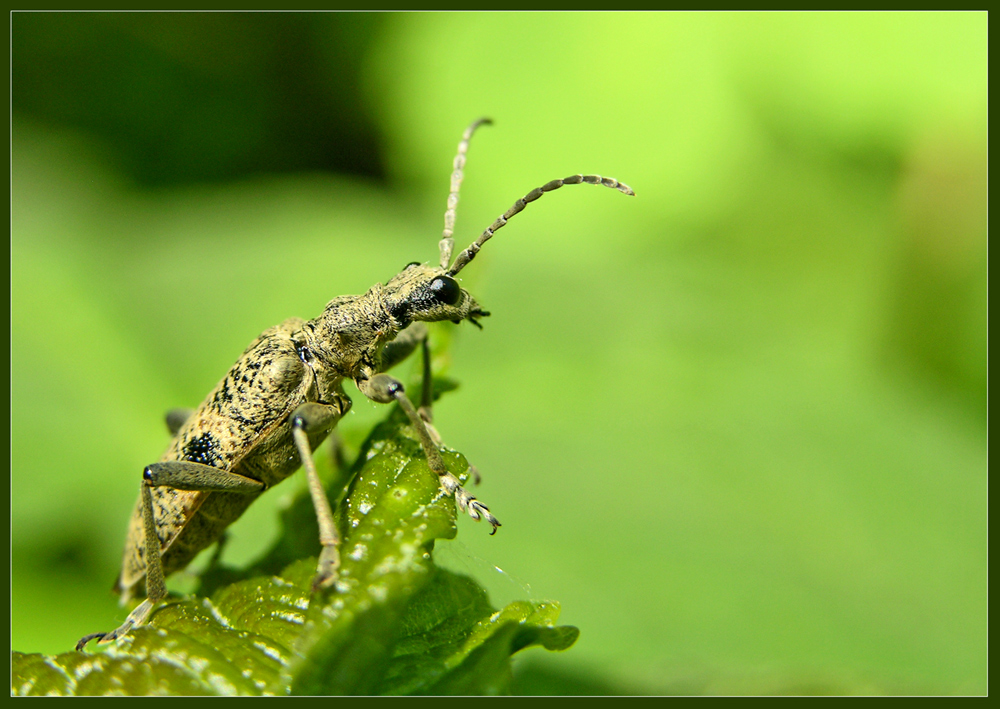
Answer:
[
  {"xmin": 415, "ymin": 334, "xmax": 441, "ymax": 444},
  {"xmin": 379, "ymin": 322, "xmax": 441, "ymax": 443},
  {"xmin": 356, "ymin": 373, "xmax": 500, "ymax": 534},
  {"xmin": 379, "ymin": 322, "xmax": 427, "ymax": 373},
  {"xmin": 290, "ymin": 402, "xmax": 345, "ymax": 592},
  {"xmin": 413, "ymin": 335, "xmax": 479, "ymax": 482}
]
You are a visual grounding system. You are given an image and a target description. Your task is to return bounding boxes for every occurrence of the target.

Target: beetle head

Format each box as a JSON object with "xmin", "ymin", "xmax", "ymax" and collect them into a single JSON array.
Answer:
[{"xmin": 383, "ymin": 263, "xmax": 489, "ymax": 329}]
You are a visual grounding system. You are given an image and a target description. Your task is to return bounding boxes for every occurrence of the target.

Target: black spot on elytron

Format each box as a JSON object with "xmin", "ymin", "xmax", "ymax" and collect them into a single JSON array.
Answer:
[{"xmin": 183, "ymin": 432, "xmax": 220, "ymax": 466}]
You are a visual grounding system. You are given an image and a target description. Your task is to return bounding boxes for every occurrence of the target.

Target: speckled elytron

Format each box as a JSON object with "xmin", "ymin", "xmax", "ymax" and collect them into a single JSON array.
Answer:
[{"xmin": 76, "ymin": 118, "xmax": 635, "ymax": 651}]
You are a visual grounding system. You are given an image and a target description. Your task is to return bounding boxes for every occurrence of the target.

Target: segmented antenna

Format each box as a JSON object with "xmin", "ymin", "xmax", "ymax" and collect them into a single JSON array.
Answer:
[
  {"xmin": 440, "ymin": 117, "xmax": 493, "ymax": 269},
  {"xmin": 447, "ymin": 174, "xmax": 636, "ymax": 275}
]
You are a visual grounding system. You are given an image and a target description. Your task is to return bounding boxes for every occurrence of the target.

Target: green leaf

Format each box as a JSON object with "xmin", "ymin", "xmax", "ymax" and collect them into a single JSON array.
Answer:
[
  {"xmin": 11, "ymin": 403, "xmax": 578, "ymax": 696},
  {"xmin": 376, "ymin": 568, "xmax": 578, "ymax": 696}
]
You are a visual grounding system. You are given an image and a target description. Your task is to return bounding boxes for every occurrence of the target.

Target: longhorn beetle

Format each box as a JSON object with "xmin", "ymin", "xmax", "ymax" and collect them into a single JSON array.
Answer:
[{"xmin": 77, "ymin": 118, "xmax": 634, "ymax": 651}]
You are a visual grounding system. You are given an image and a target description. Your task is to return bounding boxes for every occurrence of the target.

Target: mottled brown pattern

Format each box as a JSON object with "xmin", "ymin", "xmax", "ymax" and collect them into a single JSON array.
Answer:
[{"xmin": 117, "ymin": 318, "xmax": 344, "ymax": 601}]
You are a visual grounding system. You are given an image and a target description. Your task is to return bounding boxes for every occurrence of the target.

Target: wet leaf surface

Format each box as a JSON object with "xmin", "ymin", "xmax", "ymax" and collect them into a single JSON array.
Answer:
[{"xmin": 12, "ymin": 406, "xmax": 577, "ymax": 696}]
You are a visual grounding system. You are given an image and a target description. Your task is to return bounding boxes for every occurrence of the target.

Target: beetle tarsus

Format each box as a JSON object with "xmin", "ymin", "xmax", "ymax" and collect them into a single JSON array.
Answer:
[{"xmin": 75, "ymin": 632, "xmax": 107, "ymax": 652}]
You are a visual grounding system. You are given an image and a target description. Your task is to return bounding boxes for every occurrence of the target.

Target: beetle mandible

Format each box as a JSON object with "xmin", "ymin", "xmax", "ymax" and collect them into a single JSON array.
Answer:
[{"xmin": 76, "ymin": 118, "xmax": 634, "ymax": 650}]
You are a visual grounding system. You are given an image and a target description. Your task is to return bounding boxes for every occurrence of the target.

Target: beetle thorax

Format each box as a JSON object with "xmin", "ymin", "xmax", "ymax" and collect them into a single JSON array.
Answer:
[{"xmin": 303, "ymin": 287, "xmax": 400, "ymax": 379}]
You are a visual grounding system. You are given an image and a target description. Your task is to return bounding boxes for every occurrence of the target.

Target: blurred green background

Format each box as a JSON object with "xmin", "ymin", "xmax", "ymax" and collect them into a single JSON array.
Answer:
[{"xmin": 11, "ymin": 12, "xmax": 986, "ymax": 695}]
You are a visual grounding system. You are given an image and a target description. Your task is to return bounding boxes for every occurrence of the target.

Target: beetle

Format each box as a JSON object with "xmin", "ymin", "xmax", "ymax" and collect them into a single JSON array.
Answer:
[{"xmin": 76, "ymin": 117, "xmax": 634, "ymax": 650}]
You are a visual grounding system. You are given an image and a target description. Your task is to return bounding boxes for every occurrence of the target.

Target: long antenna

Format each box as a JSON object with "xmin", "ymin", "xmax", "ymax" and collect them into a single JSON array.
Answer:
[
  {"xmin": 440, "ymin": 117, "xmax": 493, "ymax": 269},
  {"xmin": 448, "ymin": 174, "xmax": 635, "ymax": 276}
]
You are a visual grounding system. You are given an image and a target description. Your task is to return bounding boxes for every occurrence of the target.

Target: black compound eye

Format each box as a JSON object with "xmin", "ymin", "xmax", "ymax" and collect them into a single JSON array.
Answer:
[
  {"xmin": 404, "ymin": 261, "xmax": 420, "ymax": 269},
  {"xmin": 429, "ymin": 275, "xmax": 462, "ymax": 305}
]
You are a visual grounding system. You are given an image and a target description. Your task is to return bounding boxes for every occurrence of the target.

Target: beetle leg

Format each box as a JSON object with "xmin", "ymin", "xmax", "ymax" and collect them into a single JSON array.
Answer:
[
  {"xmin": 76, "ymin": 464, "xmax": 268, "ymax": 650},
  {"xmin": 412, "ymin": 335, "xmax": 481, "ymax": 487},
  {"xmin": 290, "ymin": 402, "xmax": 346, "ymax": 592},
  {"xmin": 417, "ymin": 335, "xmax": 436, "ymax": 432},
  {"xmin": 164, "ymin": 408, "xmax": 194, "ymax": 436},
  {"xmin": 77, "ymin": 481, "xmax": 167, "ymax": 650},
  {"xmin": 205, "ymin": 531, "xmax": 229, "ymax": 574},
  {"xmin": 379, "ymin": 322, "xmax": 428, "ymax": 372},
  {"xmin": 142, "ymin": 462, "xmax": 267, "ymax": 492},
  {"xmin": 380, "ymin": 324, "xmax": 440, "ymax": 443},
  {"xmin": 357, "ymin": 373, "xmax": 500, "ymax": 534},
  {"xmin": 327, "ymin": 429, "xmax": 347, "ymax": 474}
]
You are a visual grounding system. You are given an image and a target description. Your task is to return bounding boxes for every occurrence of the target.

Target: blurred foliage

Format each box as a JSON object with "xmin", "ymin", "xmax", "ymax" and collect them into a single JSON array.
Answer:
[
  {"xmin": 12, "ymin": 13, "xmax": 385, "ymax": 185},
  {"xmin": 11, "ymin": 12, "xmax": 986, "ymax": 695},
  {"xmin": 13, "ymin": 410, "xmax": 577, "ymax": 695}
]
